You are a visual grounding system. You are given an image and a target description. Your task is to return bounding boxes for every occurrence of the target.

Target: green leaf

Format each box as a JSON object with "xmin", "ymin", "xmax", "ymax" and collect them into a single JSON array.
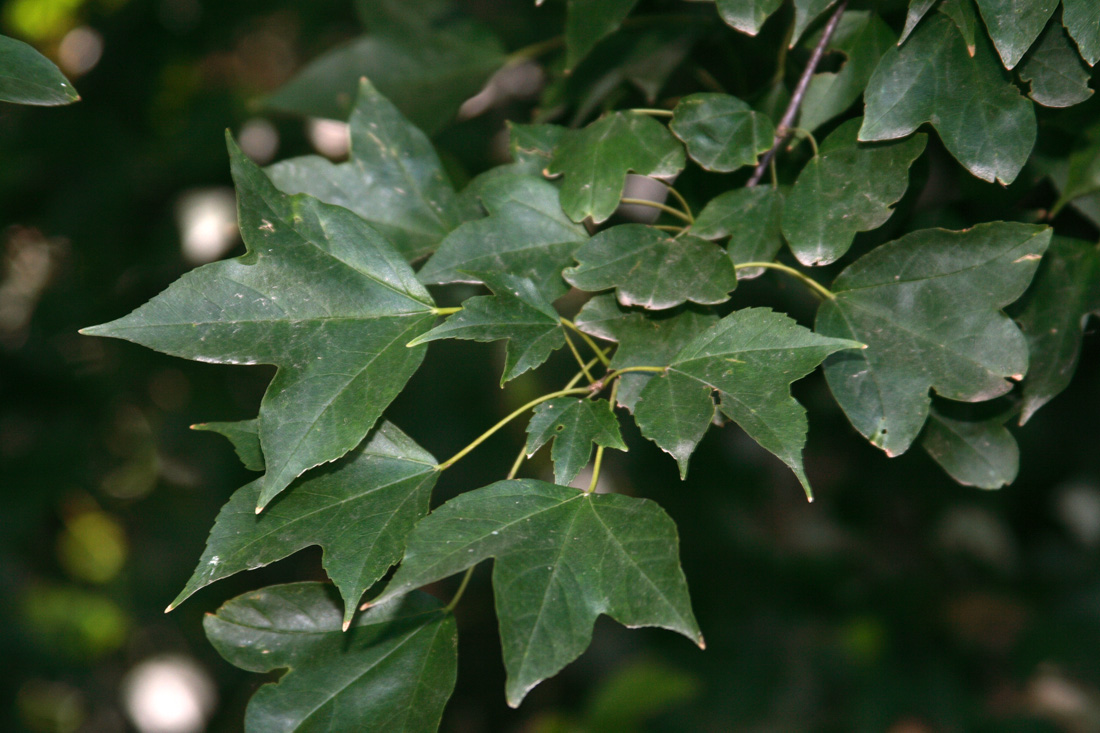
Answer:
[
  {"xmin": 418, "ymin": 173, "xmax": 588, "ymax": 301},
  {"xmin": 938, "ymin": 0, "xmax": 979, "ymax": 56},
  {"xmin": 799, "ymin": 11, "xmax": 896, "ymax": 133},
  {"xmin": 860, "ymin": 15, "xmax": 1036, "ymax": 185},
  {"xmin": 0, "ymin": 35, "xmax": 78, "ymax": 106},
  {"xmin": 713, "ymin": 0, "xmax": 784, "ymax": 36},
  {"xmin": 267, "ymin": 79, "xmax": 460, "ymax": 263},
  {"xmin": 548, "ymin": 111, "xmax": 685, "ymax": 224},
  {"xmin": 205, "ymin": 583, "xmax": 457, "ymax": 732},
  {"xmin": 265, "ymin": 10, "xmax": 505, "ymax": 134},
  {"xmin": 1016, "ymin": 237, "xmax": 1100, "ymax": 424},
  {"xmin": 1062, "ymin": 0, "xmax": 1100, "ymax": 66},
  {"xmin": 669, "ymin": 93, "xmax": 774, "ymax": 172},
  {"xmin": 693, "ymin": 187, "xmax": 785, "ymax": 279},
  {"xmin": 899, "ymin": 0, "xmax": 937, "ymax": 44},
  {"xmin": 973, "ymin": 0, "xmax": 1058, "ymax": 69},
  {"xmin": 563, "ymin": 225, "xmax": 737, "ymax": 310},
  {"xmin": 192, "ymin": 419, "xmax": 264, "ymax": 472},
  {"xmin": 575, "ymin": 295, "xmax": 718, "ymax": 412},
  {"xmin": 508, "ymin": 123, "xmax": 568, "ymax": 172},
  {"xmin": 921, "ymin": 408, "xmax": 1018, "ymax": 488},
  {"xmin": 170, "ymin": 422, "xmax": 437, "ymax": 626},
  {"xmin": 634, "ymin": 308, "xmax": 862, "ymax": 492},
  {"xmin": 408, "ymin": 271, "xmax": 564, "ymax": 384},
  {"xmin": 526, "ymin": 399, "xmax": 628, "ymax": 485},
  {"xmin": 1053, "ymin": 132, "xmax": 1100, "ymax": 213},
  {"xmin": 82, "ymin": 135, "xmax": 435, "ymax": 511},
  {"xmin": 782, "ymin": 119, "xmax": 927, "ymax": 266},
  {"xmin": 792, "ymin": 0, "xmax": 840, "ymax": 46},
  {"xmin": 815, "ymin": 222, "xmax": 1051, "ymax": 457},
  {"xmin": 375, "ymin": 479, "xmax": 703, "ymax": 707},
  {"xmin": 566, "ymin": 0, "xmax": 641, "ymax": 70},
  {"xmin": 1019, "ymin": 18, "xmax": 1093, "ymax": 108}
]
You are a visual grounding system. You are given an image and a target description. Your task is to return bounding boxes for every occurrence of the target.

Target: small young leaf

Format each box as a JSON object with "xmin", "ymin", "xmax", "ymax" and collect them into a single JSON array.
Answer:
[
  {"xmin": 82, "ymin": 135, "xmax": 436, "ymax": 510},
  {"xmin": 921, "ymin": 409, "xmax": 1018, "ymax": 489},
  {"xmin": 526, "ymin": 399, "xmax": 627, "ymax": 485},
  {"xmin": 782, "ymin": 119, "xmax": 927, "ymax": 266},
  {"xmin": 899, "ymin": 0, "xmax": 937, "ymax": 45},
  {"xmin": 0, "ymin": 35, "xmax": 79, "ymax": 106},
  {"xmin": 409, "ymin": 271, "xmax": 564, "ymax": 384},
  {"xmin": 860, "ymin": 15, "xmax": 1036, "ymax": 185},
  {"xmin": 374, "ymin": 479, "xmax": 703, "ymax": 707},
  {"xmin": 634, "ymin": 308, "xmax": 862, "ymax": 492},
  {"xmin": 419, "ymin": 174, "xmax": 588, "ymax": 301},
  {"xmin": 938, "ymin": 0, "xmax": 979, "ymax": 56},
  {"xmin": 575, "ymin": 295, "xmax": 718, "ymax": 411},
  {"xmin": 205, "ymin": 583, "xmax": 456, "ymax": 732},
  {"xmin": 565, "ymin": 0, "xmax": 641, "ymax": 70},
  {"xmin": 973, "ymin": 0, "xmax": 1058, "ymax": 69},
  {"xmin": 693, "ymin": 187, "xmax": 785, "ymax": 278},
  {"xmin": 799, "ymin": 11, "xmax": 896, "ymax": 132},
  {"xmin": 816, "ymin": 223, "xmax": 1051, "ymax": 457},
  {"xmin": 170, "ymin": 422, "xmax": 437, "ymax": 626},
  {"xmin": 564, "ymin": 225, "xmax": 737, "ymax": 310},
  {"xmin": 712, "ymin": 0, "xmax": 784, "ymax": 36},
  {"xmin": 1016, "ymin": 237, "xmax": 1100, "ymax": 424},
  {"xmin": 192, "ymin": 419, "xmax": 264, "ymax": 472},
  {"xmin": 268, "ymin": 79, "xmax": 461, "ymax": 262},
  {"xmin": 1062, "ymin": 0, "xmax": 1100, "ymax": 66},
  {"xmin": 1019, "ymin": 19, "xmax": 1093, "ymax": 108},
  {"xmin": 669, "ymin": 93, "xmax": 774, "ymax": 172},
  {"xmin": 548, "ymin": 111, "xmax": 685, "ymax": 224}
]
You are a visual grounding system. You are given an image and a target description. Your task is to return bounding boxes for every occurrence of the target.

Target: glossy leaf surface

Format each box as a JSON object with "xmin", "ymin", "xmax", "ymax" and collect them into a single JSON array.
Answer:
[
  {"xmin": 0, "ymin": 35, "xmax": 78, "ymax": 106},
  {"xmin": 693, "ymin": 187, "xmax": 785, "ymax": 278},
  {"xmin": 900, "ymin": 0, "xmax": 936, "ymax": 44},
  {"xmin": 1062, "ymin": 0, "xmax": 1100, "ymax": 66},
  {"xmin": 205, "ymin": 583, "xmax": 456, "ymax": 732},
  {"xmin": 921, "ymin": 409, "xmax": 1018, "ymax": 489},
  {"xmin": 816, "ymin": 223, "xmax": 1050, "ymax": 457},
  {"xmin": 670, "ymin": 93, "xmax": 774, "ymax": 172},
  {"xmin": 83, "ymin": 137, "xmax": 436, "ymax": 510},
  {"xmin": 1018, "ymin": 20, "xmax": 1093, "ymax": 108},
  {"xmin": 526, "ymin": 398, "xmax": 627, "ymax": 485},
  {"xmin": 375, "ymin": 480, "xmax": 702, "ymax": 707},
  {"xmin": 973, "ymin": 0, "xmax": 1058, "ymax": 68}
]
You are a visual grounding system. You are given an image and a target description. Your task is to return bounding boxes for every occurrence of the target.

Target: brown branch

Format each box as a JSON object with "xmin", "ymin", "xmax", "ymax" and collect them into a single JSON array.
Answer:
[{"xmin": 746, "ymin": 0, "xmax": 849, "ymax": 187}]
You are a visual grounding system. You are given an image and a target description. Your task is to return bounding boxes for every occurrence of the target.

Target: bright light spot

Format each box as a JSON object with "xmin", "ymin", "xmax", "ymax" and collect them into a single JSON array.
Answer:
[
  {"xmin": 238, "ymin": 118, "xmax": 279, "ymax": 164},
  {"xmin": 121, "ymin": 656, "xmax": 216, "ymax": 733},
  {"xmin": 58, "ymin": 26, "xmax": 103, "ymax": 76},
  {"xmin": 1057, "ymin": 481, "xmax": 1100, "ymax": 546},
  {"xmin": 307, "ymin": 118, "xmax": 350, "ymax": 160},
  {"xmin": 176, "ymin": 188, "xmax": 238, "ymax": 264}
]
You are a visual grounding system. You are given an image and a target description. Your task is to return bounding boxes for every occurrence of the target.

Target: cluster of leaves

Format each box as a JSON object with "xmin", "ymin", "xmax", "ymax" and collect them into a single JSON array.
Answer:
[{"xmin": 79, "ymin": 0, "xmax": 1100, "ymax": 729}]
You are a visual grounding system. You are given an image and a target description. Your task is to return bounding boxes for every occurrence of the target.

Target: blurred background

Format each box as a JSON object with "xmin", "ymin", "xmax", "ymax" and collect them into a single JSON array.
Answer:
[{"xmin": 1, "ymin": 0, "xmax": 1099, "ymax": 731}]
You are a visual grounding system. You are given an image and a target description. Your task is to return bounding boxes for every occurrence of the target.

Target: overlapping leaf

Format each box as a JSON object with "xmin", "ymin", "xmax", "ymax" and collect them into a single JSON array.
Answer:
[
  {"xmin": 268, "ymin": 79, "xmax": 461, "ymax": 262},
  {"xmin": 974, "ymin": 0, "xmax": 1058, "ymax": 69},
  {"xmin": 1053, "ymin": 131, "xmax": 1100, "ymax": 213},
  {"xmin": 815, "ymin": 223, "xmax": 1051, "ymax": 457},
  {"xmin": 82, "ymin": 137, "xmax": 436, "ymax": 510},
  {"xmin": 793, "ymin": 0, "xmax": 840, "ymax": 46},
  {"xmin": 548, "ymin": 111, "xmax": 685, "ymax": 223},
  {"xmin": 692, "ymin": 187, "xmax": 785, "ymax": 278},
  {"xmin": 170, "ymin": 422, "xmax": 438, "ymax": 626},
  {"xmin": 900, "ymin": 0, "xmax": 937, "ymax": 44},
  {"xmin": 921, "ymin": 408, "xmax": 1018, "ymax": 489},
  {"xmin": 669, "ymin": 93, "xmax": 773, "ymax": 172},
  {"xmin": 939, "ymin": 0, "xmax": 979, "ymax": 56},
  {"xmin": 782, "ymin": 119, "xmax": 926, "ymax": 266},
  {"xmin": 565, "ymin": 0, "xmax": 640, "ymax": 70},
  {"xmin": 710, "ymin": 0, "xmax": 784, "ymax": 36},
  {"xmin": 564, "ymin": 225, "xmax": 737, "ymax": 310},
  {"xmin": 1019, "ymin": 19, "xmax": 1093, "ymax": 108},
  {"xmin": 575, "ymin": 295, "xmax": 718, "ymax": 411},
  {"xmin": 1063, "ymin": 0, "xmax": 1100, "ymax": 66},
  {"xmin": 418, "ymin": 173, "xmax": 587, "ymax": 301},
  {"xmin": 634, "ymin": 308, "xmax": 861, "ymax": 492},
  {"xmin": 373, "ymin": 479, "xmax": 703, "ymax": 707},
  {"xmin": 860, "ymin": 15, "xmax": 1035, "ymax": 185},
  {"xmin": 799, "ymin": 12, "xmax": 895, "ymax": 132},
  {"xmin": 526, "ymin": 399, "xmax": 627, "ymax": 485},
  {"xmin": 1016, "ymin": 237, "xmax": 1100, "ymax": 424},
  {"xmin": 408, "ymin": 272, "xmax": 564, "ymax": 384},
  {"xmin": 205, "ymin": 583, "xmax": 457, "ymax": 732},
  {"xmin": 192, "ymin": 419, "xmax": 264, "ymax": 472},
  {"xmin": 0, "ymin": 35, "xmax": 79, "ymax": 106}
]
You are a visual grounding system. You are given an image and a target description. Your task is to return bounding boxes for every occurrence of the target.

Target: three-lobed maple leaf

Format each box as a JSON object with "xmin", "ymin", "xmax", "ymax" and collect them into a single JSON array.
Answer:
[{"xmin": 525, "ymin": 398, "xmax": 628, "ymax": 486}]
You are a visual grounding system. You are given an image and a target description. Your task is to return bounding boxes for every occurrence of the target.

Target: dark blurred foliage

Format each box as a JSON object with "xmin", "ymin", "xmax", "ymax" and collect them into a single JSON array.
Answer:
[{"xmin": 1, "ymin": 1, "xmax": 1099, "ymax": 732}]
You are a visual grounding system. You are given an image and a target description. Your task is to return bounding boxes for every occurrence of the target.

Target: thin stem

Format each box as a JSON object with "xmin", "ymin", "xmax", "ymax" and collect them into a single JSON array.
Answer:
[
  {"xmin": 652, "ymin": 224, "xmax": 685, "ymax": 233},
  {"xmin": 603, "ymin": 365, "xmax": 667, "ymax": 381},
  {"xmin": 620, "ymin": 198, "xmax": 694, "ymax": 223},
  {"xmin": 587, "ymin": 379, "xmax": 620, "ymax": 494},
  {"xmin": 504, "ymin": 35, "xmax": 564, "ymax": 66},
  {"xmin": 506, "ymin": 443, "xmax": 527, "ymax": 480},
  {"xmin": 560, "ymin": 319, "xmax": 612, "ymax": 367},
  {"xmin": 562, "ymin": 330, "xmax": 596, "ymax": 384},
  {"xmin": 769, "ymin": 158, "xmax": 778, "ymax": 188},
  {"xmin": 432, "ymin": 306, "xmax": 463, "ymax": 316},
  {"xmin": 747, "ymin": 0, "xmax": 848, "ymax": 187},
  {"xmin": 565, "ymin": 351, "xmax": 610, "ymax": 389},
  {"xmin": 436, "ymin": 386, "xmax": 591, "ymax": 470},
  {"xmin": 633, "ymin": 108, "xmax": 673, "ymax": 118},
  {"xmin": 654, "ymin": 180, "xmax": 695, "ymax": 223},
  {"xmin": 442, "ymin": 566, "xmax": 476, "ymax": 613},
  {"xmin": 788, "ymin": 127, "xmax": 819, "ymax": 157},
  {"xmin": 735, "ymin": 261, "xmax": 835, "ymax": 300}
]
